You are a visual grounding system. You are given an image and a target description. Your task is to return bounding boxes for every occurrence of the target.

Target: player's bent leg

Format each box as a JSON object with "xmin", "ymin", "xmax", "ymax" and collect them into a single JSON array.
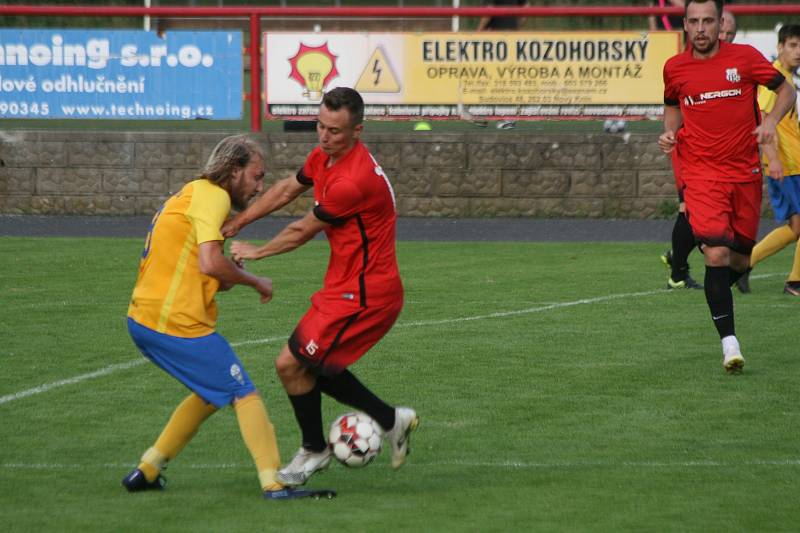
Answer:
[
  {"xmin": 385, "ymin": 407, "xmax": 420, "ymax": 469},
  {"xmin": 275, "ymin": 345, "xmax": 332, "ymax": 487}
]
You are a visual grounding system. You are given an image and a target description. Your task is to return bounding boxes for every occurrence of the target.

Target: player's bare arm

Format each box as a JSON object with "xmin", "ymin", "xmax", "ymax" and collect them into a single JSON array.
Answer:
[
  {"xmin": 754, "ymin": 80, "xmax": 797, "ymax": 145},
  {"xmin": 759, "ymin": 133, "xmax": 784, "ymax": 181},
  {"xmin": 221, "ymin": 175, "xmax": 311, "ymax": 238},
  {"xmin": 658, "ymin": 105, "xmax": 682, "ymax": 153},
  {"xmin": 231, "ymin": 211, "xmax": 329, "ymax": 262},
  {"xmin": 198, "ymin": 240, "xmax": 273, "ymax": 303}
]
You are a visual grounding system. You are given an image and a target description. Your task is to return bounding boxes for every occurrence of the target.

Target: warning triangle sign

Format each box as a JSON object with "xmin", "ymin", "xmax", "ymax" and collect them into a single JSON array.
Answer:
[{"xmin": 355, "ymin": 47, "xmax": 400, "ymax": 93}]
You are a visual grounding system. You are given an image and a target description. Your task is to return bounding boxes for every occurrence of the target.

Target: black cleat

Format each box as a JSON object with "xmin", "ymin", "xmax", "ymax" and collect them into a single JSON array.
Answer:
[
  {"xmin": 122, "ymin": 468, "xmax": 166, "ymax": 492},
  {"xmin": 264, "ymin": 487, "xmax": 337, "ymax": 500},
  {"xmin": 667, "ymin": 274, "xmax": 703, "ymax": 290},
  {"xmin": 735, "ymin": 271, "xmax": 751, "ymax": 294},
  {"xmin": 783, "ymin": 280, "xmax": 800, "ymax": 296}
]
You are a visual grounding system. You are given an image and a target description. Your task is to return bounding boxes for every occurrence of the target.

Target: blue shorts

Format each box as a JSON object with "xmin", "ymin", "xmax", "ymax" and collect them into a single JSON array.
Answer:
[
  {"xmin": 127, "ymin": 317, "xmax": 256, "ymax": 408},
  {"xmin": 767, "ymin": 174, "xmax": 800, "ymax": 222}
]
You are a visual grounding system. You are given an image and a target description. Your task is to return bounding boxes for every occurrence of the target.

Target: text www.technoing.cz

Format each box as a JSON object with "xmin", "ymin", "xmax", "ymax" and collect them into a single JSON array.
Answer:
[{"xmin": 1, "ymin": 100, "xmax": 214, "ymax": 119}]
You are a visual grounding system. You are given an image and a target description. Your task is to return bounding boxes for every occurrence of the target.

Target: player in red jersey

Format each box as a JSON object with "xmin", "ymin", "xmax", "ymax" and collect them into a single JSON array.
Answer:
[
  {"xmin": 660, "ymin": 8, "xmax": 736, "ymax": 291},
  {"xmin": 659, "ymin": 0, "xmax": 796, "ymax": 372},
  {"xmin": 224, "ymin": 87, "xmax": 418, "ymax": 486}
]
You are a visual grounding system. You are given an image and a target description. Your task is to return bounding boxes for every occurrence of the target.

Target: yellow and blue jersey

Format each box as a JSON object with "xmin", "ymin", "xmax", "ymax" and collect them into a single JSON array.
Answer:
[
  {"xmin": 758, "ymin": 60, "xmax": 800, "ymax": 176},
  {"xmin": 128, "ymin": 179, "xmax": 230, "ymax": 338}
]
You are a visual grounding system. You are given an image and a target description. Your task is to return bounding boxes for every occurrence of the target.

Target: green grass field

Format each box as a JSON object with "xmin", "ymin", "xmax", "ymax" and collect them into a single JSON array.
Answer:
[{"xmin": 1, "ymin": 236, "xmax": 799, "ymax": 532}]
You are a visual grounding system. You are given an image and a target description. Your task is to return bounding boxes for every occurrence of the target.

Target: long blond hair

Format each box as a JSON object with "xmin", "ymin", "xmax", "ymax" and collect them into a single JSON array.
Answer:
[{"xmin": 202, "ymin": 134, "xmax": 263, "ymax": 185}]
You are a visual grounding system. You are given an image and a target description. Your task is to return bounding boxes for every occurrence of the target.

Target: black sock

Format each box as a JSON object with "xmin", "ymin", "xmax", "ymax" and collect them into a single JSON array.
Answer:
[
  {"xmin": 288, "ymin": 386, "xmax": 326, "ymax": 452},
  {"xmin": 671, "ymin": 212, "xmax": 695, "ymax": 281},
  {"xmin": 317, "ymin": 370, "xmax": 395, "ymax": 432},
  {"xmin": 729, "ymin": 267, "xmax": 750, "ymax": 286},
  {"xmin": 704, "ymin": 266, "xmax": 735, "ymax": 338}
]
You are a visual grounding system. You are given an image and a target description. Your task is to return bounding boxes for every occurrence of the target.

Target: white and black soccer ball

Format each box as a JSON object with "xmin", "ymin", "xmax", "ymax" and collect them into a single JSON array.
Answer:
[
  {"xmin": 328, "ymin": 412, "xmax": 383, "ymax": 468},
  {"xmin": 603, "ymin": 119, "xmax": 627, "ymax": 134}
]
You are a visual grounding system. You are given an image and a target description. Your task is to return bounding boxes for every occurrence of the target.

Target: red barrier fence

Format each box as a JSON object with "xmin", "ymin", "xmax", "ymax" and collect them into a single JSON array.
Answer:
[{"xmin": 2, "ymin": 4, "xmax": 800, "ymax": 131}]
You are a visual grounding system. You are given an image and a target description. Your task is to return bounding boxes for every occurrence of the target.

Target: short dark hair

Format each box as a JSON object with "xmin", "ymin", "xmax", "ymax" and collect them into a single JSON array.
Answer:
[
  {"xmin": 778, "ymin": 24, "xmax": 800, "ymax": 45},
  {"xmin": 321, "ymin": 87, "xmax": 364, "ymax": 127},
  {"xmin": 685, "ymin": 0, "xmax": 723, "ymax": 18}
]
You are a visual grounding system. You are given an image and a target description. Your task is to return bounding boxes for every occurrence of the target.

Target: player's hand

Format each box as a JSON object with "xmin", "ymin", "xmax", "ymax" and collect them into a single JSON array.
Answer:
[
  {"xmin": 753, "ymin": 121, "xmax": 777, "ymax": 145},
  {"xmin": 230, "ymin": 240, "xmax": 261, "ymax": 262},
  {"xmin": 221, "ymin": 218, "xmax": 241, "ymax": 239},
  {"xmin": 253, "ymin": 276, "xmax": 273, "ymax": 304},
  {"xmin": 768, "ymin": 160, "xmax": 784, "ymax": 181},
  {"xmin": 658, "ymin": 131, "xmax": 677, "ymax": 154}
]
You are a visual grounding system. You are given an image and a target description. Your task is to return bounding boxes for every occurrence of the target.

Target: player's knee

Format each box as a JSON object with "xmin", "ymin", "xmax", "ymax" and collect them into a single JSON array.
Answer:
[
  {"xmin": 788, "ymin": 215, "xmax": 800, "ymax": 237},
  {"xmin": 703, "ymin": 246, "xmax": 730, "ymax": 266},
  {"xmin": 274, "ymin": 350, "xmax": 300, "ymax": 380}
]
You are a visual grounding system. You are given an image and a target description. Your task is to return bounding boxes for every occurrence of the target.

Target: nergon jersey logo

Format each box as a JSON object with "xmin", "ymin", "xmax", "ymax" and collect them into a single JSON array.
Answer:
[{"xmin": 684, "ymin": 88, "xmax": 742, "ymax": 106}]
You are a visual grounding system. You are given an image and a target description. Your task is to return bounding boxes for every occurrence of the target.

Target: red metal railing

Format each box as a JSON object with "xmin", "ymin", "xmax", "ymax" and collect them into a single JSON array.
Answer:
[{"xmin": 3, "ymin": 4, "xmax": 799, "ymax": 131}]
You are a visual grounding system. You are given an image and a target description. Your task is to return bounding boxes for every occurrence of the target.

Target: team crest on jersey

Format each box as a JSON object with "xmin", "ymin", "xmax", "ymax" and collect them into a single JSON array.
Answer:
[{"xmin": 725, "ymin": 68, "xmax": 741, "ymax": 83}]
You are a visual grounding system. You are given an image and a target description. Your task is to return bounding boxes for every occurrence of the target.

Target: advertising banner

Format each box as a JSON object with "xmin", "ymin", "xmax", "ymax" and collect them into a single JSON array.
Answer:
[
  {"xmin": 265, "ymin": 31, "xmax": 681, "ymax": 119},
  {"xmin": 0, "ymin": 29, "xmax": 242, "ymax": 120}
]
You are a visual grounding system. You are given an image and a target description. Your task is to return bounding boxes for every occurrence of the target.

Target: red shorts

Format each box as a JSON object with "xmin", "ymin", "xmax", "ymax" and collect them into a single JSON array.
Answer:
[
  {"xmin": 683, "ymin": 179, "xmax": 762, "ymax": 254},
  {"xmin": 288, "ymin": 299, "xmax": 403, "ymax": 376}
]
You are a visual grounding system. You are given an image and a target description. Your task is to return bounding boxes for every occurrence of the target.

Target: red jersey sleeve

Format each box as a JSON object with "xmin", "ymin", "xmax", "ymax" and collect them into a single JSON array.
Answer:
[
  {"xmin": 297, "ymin": 149, "xmax": 323, "ymax": 186},
  {"xmin": 743, "ymin": 45, "xmax": 784, "ymax": 90},
  {"xmin": 663, "ymin": 60, "xmax": 680, "ymax": 106},
  {"xmin": 313, "ymin": 176, "xmax": 365, "ymax": 226}
]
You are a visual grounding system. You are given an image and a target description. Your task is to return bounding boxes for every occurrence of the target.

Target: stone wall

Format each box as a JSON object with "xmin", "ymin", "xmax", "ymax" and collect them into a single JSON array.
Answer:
[{"xmin": 0, "ymin": 130, "xmax": 680, "ymax": 218}]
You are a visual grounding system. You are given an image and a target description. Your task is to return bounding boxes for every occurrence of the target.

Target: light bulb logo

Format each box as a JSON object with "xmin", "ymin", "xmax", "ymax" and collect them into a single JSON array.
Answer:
[{"xmin": 288, "ymin": 43, "xmax": 339, "ymax": 101}]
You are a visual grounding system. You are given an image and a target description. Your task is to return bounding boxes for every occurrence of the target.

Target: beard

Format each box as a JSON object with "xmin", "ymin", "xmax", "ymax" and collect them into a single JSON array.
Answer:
[
  {"xmin": 229, "ymin": 180, "xmax": 251, "ymax": 212},
  {"xmin": 692, "ymin": 35, "xmax": 717, "ymax": 54}
]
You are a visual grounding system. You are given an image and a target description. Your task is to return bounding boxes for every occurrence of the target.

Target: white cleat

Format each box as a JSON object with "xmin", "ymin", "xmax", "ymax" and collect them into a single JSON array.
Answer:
[
  {"xmin": 723, "ymin": 352, "xmax": 745, "ymax": 374},
  {"xmin": 385, "ymin": 407, "xmax": 420, "ymax": 469},
  {"xmin": 276, "ymin": 447, "xmax": 332, "ymax": 487}
]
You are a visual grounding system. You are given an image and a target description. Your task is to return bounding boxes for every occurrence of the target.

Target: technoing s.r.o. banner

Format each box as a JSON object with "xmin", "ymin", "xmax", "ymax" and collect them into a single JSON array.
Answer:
[
  {"xmin": 265, "ymin": 31, "xmax": 681, "ymax": 119},
  {"xmin": 0, "ymin": 29, "xmax": 242, "ymax": 120}
]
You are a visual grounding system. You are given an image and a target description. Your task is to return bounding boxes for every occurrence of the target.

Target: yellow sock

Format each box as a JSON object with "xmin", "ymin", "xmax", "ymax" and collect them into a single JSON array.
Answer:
[
  {"xmin": 138, "ymin": 393, "xmax": 216, "ymax": 482},
  {"xmin": 234, "ymin": 393, "xmax": 282, "ymax": 491},
  {"xmin": 789, "ymin": 238, "xmax": 800, "ymax": 281},
  {"xmin": 751, "ymin": 225, "xmax": 796, "ymax": 267}
]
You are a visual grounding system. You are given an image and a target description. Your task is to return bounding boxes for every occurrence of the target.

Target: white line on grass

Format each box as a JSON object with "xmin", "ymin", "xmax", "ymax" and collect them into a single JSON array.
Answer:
[
  {"xmin": 0, "ymin": 275, "xmax": 786, "ymax": 407},
  {"xmin": 3, "ymin": 458, "xmax": 800, "ymax": 470},
  {"xmin": 0, "ymin": 335, "xmax": 286, "ymax": 406}
]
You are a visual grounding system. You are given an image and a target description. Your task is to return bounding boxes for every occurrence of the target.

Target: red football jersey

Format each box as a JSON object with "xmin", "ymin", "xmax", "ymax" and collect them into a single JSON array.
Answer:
[
  {"xmin": 663, "ymin": 41, "xmax": 784, "ymax": 182},
  {"xmin": 298, "ymin": 141, "xmax": 403, "ymax": 308}
]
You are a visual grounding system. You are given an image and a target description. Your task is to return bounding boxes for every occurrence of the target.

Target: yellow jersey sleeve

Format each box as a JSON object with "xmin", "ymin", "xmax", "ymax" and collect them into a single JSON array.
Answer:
[
  {"xmin": 757, "ymin": 84, "xmax": 775, "ymax": 114},
  {"xmin": 187, "ymin": 180, "xmax": 230, "ymax": 244}
]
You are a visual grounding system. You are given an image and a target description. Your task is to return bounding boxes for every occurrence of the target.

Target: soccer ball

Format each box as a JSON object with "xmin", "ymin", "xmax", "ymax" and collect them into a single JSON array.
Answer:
[
  {"xmin": 328, "ymin": 412, "xmax": 383, "ymax": 468},
  {"xmin": 603, "ymin": 119, "xmax": 627, "ymax": 133}
]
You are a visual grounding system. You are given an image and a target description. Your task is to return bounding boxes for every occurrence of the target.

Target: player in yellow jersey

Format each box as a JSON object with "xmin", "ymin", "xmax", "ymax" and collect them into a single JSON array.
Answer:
[
  {"xmin": 741, "ymin": 25, "xmax": 800, "ymax": 295},
  {"xmin": 122, "ymin": 134, "xmax": 334, "ymax": 500}
]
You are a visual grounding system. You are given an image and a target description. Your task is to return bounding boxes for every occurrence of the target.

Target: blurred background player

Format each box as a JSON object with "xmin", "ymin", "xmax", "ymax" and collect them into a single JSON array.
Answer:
[
  {"xmin": 477, "ymin": 0, "xmax": 527, "ymax": 32},
  {"xmin": 660, "ymin": 7, "xmax": 738, "ymax": 290},
  {"xmin": 659, "ymin": 0, "xmax": 796, "ymax": 372},
  {"xmin": 122, "ymin": 135, "xmax": 332, "ymax": 500},
  {"xmin": 719, "ymin": 9, "xmax": 738, "ymax": 43},
  {"xmin": 224, "ymin": 88, "xmax": 418, "ymax": 487},
  {"xmin": 738, "ymin": 25, "xmax": 800, "ymax": 295},
  {"xmin": 477, "ymin": 0, "xmax": 526, "ymax": 130},
  {"xmin": 649, "ymin": 0, "xmax": 684, "ymax": 33}
]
